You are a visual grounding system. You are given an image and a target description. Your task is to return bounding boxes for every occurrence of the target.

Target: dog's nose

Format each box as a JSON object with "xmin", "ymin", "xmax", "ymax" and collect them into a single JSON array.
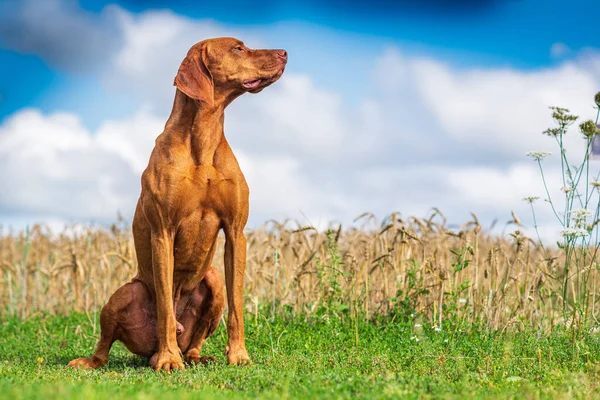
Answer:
[{"xmin": 275, "ymin": 50, "xmax": 287, "ymax": 61}]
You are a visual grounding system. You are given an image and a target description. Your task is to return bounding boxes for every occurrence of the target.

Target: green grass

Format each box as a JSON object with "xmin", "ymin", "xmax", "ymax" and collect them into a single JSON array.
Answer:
[{"xmin": 1, "ymin": 312, "xmax": 600, "ymax": 399}]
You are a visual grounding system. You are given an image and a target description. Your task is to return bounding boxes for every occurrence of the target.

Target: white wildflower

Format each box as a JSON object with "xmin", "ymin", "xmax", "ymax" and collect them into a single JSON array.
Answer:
[
  {"xmin": 569, "ymin": 209, "xmax": 593, "ymax": 228},
  {"xmin": 434, "ymin": 326, "xmax": 442, "ymax": 333},
  {"xmin": 414, "ymin": 324, "xmax": 422, "ymax": 328},
  {"xmin": 526, "ymin": 151, "xmax": 551, "ymax": 161},
  {"xmin": 561, "ymin": 186, "xmax": 575, "ymax": 193},
  {"xmin": 443, "ymin": 339, "xmax": 449, "ymax": 343},
  {"xmin": 570, "ymin": 208, "xmax": 593, "ymax": 220},
  {"xmin": 560, "ymin": 228, "xmax": 590, "ymax": 238},
  {"xmin": 459, "ymin": 298, "xmax": 467, "ymax": 304},
  {"xmin": 590, "ymin": 180, "xmax": 600, "ymax": 189},
  {"xmin": 410, "ymin": 336, "xmax": 420, "ymax": 342}
]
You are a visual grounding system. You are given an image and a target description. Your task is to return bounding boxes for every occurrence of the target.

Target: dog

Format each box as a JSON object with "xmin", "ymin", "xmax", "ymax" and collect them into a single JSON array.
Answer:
[{"xmin": 68, "ymin": 37, "xmax": 287, "ymax": 371}]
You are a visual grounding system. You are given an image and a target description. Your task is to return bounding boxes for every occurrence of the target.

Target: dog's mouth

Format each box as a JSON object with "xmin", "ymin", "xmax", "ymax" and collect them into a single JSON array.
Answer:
[
  {"xmin": 243, "ymin": 68, "xmax": 285, "ymax": 93},
  {"xmin": 242, "ymin": 79, "xmax": 263, "ymax": 90}
]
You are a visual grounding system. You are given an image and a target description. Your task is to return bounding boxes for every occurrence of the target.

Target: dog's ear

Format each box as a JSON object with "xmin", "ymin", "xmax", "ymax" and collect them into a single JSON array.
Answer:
[{"xmin": 174, "ymin": 45, "xmax": 214, "ymax": 106}]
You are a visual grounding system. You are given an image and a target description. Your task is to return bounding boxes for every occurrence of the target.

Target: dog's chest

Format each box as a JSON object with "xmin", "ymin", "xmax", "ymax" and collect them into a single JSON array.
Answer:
[{"xmin": 175, "ymin": 164, "xmax": 243, "ymax": 216}]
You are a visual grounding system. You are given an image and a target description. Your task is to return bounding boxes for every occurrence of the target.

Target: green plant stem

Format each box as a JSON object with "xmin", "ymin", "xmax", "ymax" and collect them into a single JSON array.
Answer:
[{"xmin": 537, "ymin": 160, "xmax": 562, "ymax": 224}]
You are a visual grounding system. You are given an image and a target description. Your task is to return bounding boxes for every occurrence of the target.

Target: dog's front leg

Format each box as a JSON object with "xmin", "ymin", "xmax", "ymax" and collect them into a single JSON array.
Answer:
[
  {"xmin": 149, "ymin": 229, "xmax": 185, "ymax": 372},
  {"xmin": 223, "ymin": 226, "xmax": 251, "ymax": 365}
]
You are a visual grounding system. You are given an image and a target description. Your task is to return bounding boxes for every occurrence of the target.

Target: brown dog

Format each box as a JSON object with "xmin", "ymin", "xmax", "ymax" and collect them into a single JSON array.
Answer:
[{"xmin": 68, "ymin": 37, "xmax": 287, "ymax": 371}]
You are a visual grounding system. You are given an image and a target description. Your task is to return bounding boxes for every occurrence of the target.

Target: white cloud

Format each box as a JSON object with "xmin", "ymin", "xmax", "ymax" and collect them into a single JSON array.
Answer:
[
  {"xmin": 0, "ymin": 0, "xmax": 122, "ymax": 71},
  {"xmin": 446, "ymin": 163, "xmax": 552, "ymax": 207},
  {"xmin": 235, "ymin": 152, "xmax": 348, "ymax": 222},
  {"xmin": 410, "ymin": 58, "xmax": 599, "ymax": 156},
  {"xmin": 551, "ymin": 42, "xmax": 571, "ymax": 59},
  {"xmin": 0, "ymin": 109, "xmax": 137, "ymax": 220},
  {"xmin": 95, "ymin": 110, "xmax": 164, "ymax": 174},
  {"xmin": 226, "ymin": 75, "xmax": 349, "ymax": 160}
]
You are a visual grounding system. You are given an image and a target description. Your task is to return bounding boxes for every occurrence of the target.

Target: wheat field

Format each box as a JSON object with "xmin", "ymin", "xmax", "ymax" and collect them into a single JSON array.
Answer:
[{"xmin": 0, "ymin": 210, "xmax": 594, "ymax": 331}]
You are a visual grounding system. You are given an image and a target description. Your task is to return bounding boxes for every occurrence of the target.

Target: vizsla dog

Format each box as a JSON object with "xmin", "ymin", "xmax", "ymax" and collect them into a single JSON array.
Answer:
[{"xmin": 68, "ymin": 37, "xmax": 287, "ymax": 371}]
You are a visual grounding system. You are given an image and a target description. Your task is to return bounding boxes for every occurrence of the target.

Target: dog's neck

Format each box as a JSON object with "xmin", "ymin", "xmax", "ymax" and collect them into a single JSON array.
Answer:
[{"xmin": 165, "ymin": 89, "xmax": 234, "ymax": 166}]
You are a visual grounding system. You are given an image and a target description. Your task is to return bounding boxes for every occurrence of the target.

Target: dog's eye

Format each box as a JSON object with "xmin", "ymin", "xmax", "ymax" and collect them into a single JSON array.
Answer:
[{"xmin": 233, "ymin": 46, "xmax": 244, "ymax": 52}]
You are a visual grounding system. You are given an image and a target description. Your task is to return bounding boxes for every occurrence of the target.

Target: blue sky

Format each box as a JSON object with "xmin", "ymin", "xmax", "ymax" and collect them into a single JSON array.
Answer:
[{"xmin": 1, "ymin": 0, "xmax": 599, "ymax": 237}]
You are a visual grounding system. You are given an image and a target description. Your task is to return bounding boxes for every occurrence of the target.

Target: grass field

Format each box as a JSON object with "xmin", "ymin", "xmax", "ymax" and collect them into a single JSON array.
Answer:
[{"xmin": 1, "ymin": 311, "xmax": 600, "ymax": 399}]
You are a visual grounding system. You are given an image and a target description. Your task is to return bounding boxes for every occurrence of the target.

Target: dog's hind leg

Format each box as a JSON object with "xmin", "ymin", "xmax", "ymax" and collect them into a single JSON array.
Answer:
[
  {"xmin": 67, "ymin": 281, "xmax": 144, "ymax": 369},
  {"xmin": 181, "ymin": 267, "xmax": 226, "ymax": 365},
  {"xmin": 67, "ymin": 306, "xmax": 118, "ymax": 369}
]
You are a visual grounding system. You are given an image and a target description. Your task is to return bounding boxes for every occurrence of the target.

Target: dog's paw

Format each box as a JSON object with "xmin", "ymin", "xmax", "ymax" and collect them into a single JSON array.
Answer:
[
  {"xmin": 225, "ymin": 343, "xmax": 252, "ymax": 366},
  {"xmin": 185, "ymin": 352, "xmax": 216, "ymax": 365},
  {"xmin": 67, "ymin": 356, "xmax": 105, "ymax": 370},
  {"xmin": 150, "ymin": 350, "xmax": 185, "ymax": 373}
]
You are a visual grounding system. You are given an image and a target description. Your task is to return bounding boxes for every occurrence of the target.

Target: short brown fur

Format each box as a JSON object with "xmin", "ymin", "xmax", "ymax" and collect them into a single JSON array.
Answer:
[{"xmin": 68, "ymin": 37, "xmax": 287, "ymax": 371}]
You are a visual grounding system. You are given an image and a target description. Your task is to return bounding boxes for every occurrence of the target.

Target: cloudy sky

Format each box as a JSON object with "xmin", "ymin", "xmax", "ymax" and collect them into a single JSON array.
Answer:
[{"xmin": 1, "ymin": 0, "xmax": 599, "ymax": 238}]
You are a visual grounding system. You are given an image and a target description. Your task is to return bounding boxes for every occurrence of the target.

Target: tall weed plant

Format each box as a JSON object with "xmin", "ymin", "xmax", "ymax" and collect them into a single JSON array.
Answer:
[{"xmin": 526, "ymin": 92, "xmax": 600, "ymax": 325}]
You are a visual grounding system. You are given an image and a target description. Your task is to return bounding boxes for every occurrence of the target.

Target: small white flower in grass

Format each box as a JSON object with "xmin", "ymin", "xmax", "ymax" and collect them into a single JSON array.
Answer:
[
  {"xmin": 434, "ymin": 326, "xmax": 442, "ymax": 333},
  {"xmin": 459, "ymin": 298, "xmax": 467, "ymax": 304},
  {"xmin": 560, "ymin": 228, "xmax": 590, "ymax": 238},
  {"xmin": 410, "ymin": 336, "xmax": 420, "ymax": 342},
  {"xmin": 526, "ymin": 151, "xmax": 551, "ymax": 161},
  {"xmin": 443, "ymin": 339, "xmax": 449, "ymax": 343},
  {"xmin": 414, "ymin": 323, "xmax": 422, "ymax": 328},
  {"xmin": 522, "ymin": 196, "xmax": 540, "ymax": 203}
]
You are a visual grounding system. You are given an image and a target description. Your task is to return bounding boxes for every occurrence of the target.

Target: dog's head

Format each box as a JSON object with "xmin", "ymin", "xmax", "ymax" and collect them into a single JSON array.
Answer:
[{"xmin": 174, "ymin": 37, "xmax": 287, "ymax": 106}]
